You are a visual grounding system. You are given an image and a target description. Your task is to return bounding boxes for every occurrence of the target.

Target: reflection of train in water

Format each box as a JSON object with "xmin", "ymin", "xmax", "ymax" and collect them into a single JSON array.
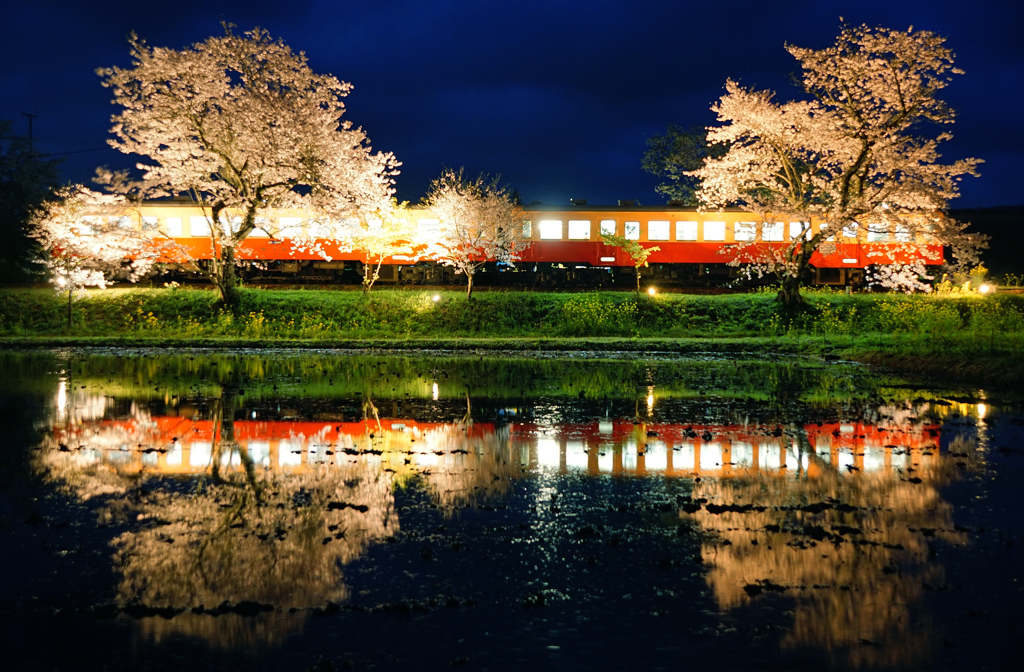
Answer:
[
  {"xmin": 52, "ymin": 414, "xmax": 941, "ymax": 479},
  {"xmin": 117, "ymin": 201, "xmax": 944, "ymax": 288}
]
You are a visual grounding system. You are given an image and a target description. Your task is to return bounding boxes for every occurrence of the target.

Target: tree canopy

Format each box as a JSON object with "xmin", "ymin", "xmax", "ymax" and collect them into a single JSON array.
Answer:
[
  {"xmin": 689, "ymin": 24, "xmax": 984, "ymax": 306},
  {"xmin": 641, "ymin": 125, "xmax": 726, "ymax": 206},
  {"xmin": 0, "ymin": 120, "xmax": 62, "ymax": 281},
  {"xmin": 99, "ymin": 25, "xmax": 398, "ymax": 307},
  {"xmin": 424, "ymin": 168, "xmax": 527, "ymax": 298}
]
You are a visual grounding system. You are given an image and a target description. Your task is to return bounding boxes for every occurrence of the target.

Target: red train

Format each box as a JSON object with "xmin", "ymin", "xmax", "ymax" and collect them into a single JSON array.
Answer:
[{"xmin": 131, "ymin": 201, "xmax": 944, "ymax": 288}]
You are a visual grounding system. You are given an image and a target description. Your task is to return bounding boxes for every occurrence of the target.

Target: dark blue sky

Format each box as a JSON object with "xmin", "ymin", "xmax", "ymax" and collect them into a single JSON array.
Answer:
[{"xmin": 3, "ymin": 0, "xmax": 1020, "ymax": 208}]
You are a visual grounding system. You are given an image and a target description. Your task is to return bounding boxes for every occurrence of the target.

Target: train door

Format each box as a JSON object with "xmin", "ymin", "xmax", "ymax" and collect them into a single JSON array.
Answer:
[{"xmin": 598, "ymin": 219, "xmax": 617, "ymax": 265}]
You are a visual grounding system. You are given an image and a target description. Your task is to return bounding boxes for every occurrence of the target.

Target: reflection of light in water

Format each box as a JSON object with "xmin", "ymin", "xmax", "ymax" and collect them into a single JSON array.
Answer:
[
  {"xmin": 700, "ymin": 442, "xmax": 722, "ymax": 470},
  {"xmin": 977, "ymin": 403, "xmax": 987, "ymax": 419},
  {"xmin": 565, "ymin": 440, "xmax": 588, "ymax": 470},
  {"xmin": 646, "ymin": 386, "xmax": 654, "ymax": 417},
  {"xmin": 191, "ymin": 441, "xmax": 213, "ymax": 467},
  {"xmin": 536, "ymin": 438, "xmax": 560, "ymax": 468},
  {"xmin": 57, "ymin": 379, "xmax": 67, "ymax": 414},
  {"xmin": 432, "ymin": 382, "xmax": 439, "ymax": 401},
  {"xmin": 731, "ymin": 441, "xmax": 753, "ymax": 468},
  {"xmin": 644, "ymin": 442, "xmax": 667, "ymax": 470},
  {"xmin": 677, "ymin": 443, "xmax": 695, "ymax": 470}
]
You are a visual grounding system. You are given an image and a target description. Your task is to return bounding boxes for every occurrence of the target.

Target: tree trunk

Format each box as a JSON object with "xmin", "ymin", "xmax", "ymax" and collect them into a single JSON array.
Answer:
[
  {"xmin": 66, "ymin": 287, "xmax": 73, "ymax": 331},
  {"xmin": 778, "ymin": 274, "xmax": 806, "ymax": 308},
  {"xmin": 466, "ymin": 270, "xmax": 474, "ymax": 299},
  {"xmin": 635, "ymin": 268, "xmax": 641, "ymax": 299},
  {"xmin": 216, "ymin": 245, "xmax": 242, "ymax": 309}
]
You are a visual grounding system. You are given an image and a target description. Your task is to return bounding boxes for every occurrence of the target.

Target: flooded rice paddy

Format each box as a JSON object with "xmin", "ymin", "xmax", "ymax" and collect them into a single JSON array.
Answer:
[{"xmin": 0, "ymin": 349, "xmax": 1022, "ymax": 671}]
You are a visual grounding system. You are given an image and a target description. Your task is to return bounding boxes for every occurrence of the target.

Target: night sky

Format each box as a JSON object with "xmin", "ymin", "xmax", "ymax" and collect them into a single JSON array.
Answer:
[{"xmin": 3, "ymin": 0, "xmax": 1021, "ymax": 208}]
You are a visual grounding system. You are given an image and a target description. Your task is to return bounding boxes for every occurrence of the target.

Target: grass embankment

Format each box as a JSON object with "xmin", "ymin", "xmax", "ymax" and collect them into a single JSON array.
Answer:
[{"xmin": 1, "ymin": 287, "xmax": 1022, "ymax": 387}]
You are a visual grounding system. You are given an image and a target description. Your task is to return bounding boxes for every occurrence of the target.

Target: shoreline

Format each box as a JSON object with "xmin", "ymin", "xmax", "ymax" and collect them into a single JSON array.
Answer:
[{"xmin": 2, "ymin": 335, "xmax": 1019, "ymax": 390}]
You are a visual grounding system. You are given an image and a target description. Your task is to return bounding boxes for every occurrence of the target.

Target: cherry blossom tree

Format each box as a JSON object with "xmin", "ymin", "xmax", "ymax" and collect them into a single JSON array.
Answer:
[
  {"xmin": 98, "ymin": 25, "xmax": 398, "ymax": 308},
  {"xmin": 424, "ymin": 169, "xmax": 528, "ymax": 299},
  {"xmin": 690, "ymin": 24, "xmax": 984, "ymax": 307},
  {"xmin": 342, "ymin": 200, "xmax": 417, "ymax": 293},
  {"xmin": 29, "ymin": 185, "xmax": 165, "ymax": 329}
]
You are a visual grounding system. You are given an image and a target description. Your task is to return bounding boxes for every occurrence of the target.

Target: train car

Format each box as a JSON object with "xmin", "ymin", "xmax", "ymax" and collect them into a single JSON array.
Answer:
[{"xmin": 117, "ymin": 200, "xmax": 945, "ymax": 289}]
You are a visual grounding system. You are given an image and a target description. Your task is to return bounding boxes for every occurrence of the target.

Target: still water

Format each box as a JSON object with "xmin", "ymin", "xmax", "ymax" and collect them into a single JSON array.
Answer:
[{"xmin": 1, "ymin": 350, "xmax": 1021, "ymax": 671}]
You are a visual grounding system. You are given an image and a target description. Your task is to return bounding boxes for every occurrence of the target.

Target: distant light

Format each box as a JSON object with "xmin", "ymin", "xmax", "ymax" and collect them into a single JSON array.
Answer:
[
  {"xmin": 979, "ymin": 284, "xmax": 991, "ymax": 294},
  {"xmin": 251, "ymin": 410, "xmax": 257, "ymax": 419},
  {"xmin": 432, "ymin": 294, "xmax": 441, "ymax": 302},
  {"xmin": 648, "ymin": 287, "xmax": 657, "ymax": 296}
]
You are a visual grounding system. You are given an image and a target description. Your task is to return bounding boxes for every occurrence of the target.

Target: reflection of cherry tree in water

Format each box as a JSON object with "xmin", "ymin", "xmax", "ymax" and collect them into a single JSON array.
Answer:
[
  {"xmin": 684, "ymin": 416, "xmax": 977, "ymax": 668},
  {"xmin": 39, "ymin": 379, "xmax": 399, "ymax": 649}
]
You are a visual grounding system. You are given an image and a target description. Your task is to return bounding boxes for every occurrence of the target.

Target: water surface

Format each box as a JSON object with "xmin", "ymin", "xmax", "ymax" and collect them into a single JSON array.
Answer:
[{"xmin": 1, "ymin": 350, "xmax": 1021, "ymax": 671}]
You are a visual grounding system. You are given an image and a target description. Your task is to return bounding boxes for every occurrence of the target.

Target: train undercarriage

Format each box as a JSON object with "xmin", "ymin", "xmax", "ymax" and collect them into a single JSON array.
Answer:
[{"xmin": 153, "ymin": 259, "xmax": 866, "ymax": 290}]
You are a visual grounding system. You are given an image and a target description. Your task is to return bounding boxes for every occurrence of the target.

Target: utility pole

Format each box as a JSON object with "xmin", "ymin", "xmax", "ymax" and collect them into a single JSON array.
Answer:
[{"xmin": 22, "ymin": 112, "xmax": 36, "ymax": 150}]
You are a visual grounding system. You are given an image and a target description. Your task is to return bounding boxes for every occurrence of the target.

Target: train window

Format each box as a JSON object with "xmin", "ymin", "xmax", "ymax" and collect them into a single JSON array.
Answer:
[
  {"xmin": 763, "ymin": 222, "xmax": 784, "ymax": 241},
  {"xmin": 190, "ymin": 216, "xmax": 212, "ymax": 237},
  {"xmin": 648, "ymin": 220, "xmax": 670, "ymax": 240},
  {"xmin": 522, "ymin": 220, "xmax": 532, "ymax": 238},
  {"xmin": 842, "ymin": 222, "xmax": 859, "ymax": 239},
  {"xmin": 867, "ymin": 224, "xmax": 889, "ymax": 242},
  {"xmin": 734, "ymin": 221, "xmax": 756, "ymax": 241},
  {"xmin": 624, "ymin": 221, "xmax": 640, "ymax": 240},
  {"xmin": 279, "ymin": 217, "xmax": 303, "ymax": 238},
  {"xmin": 250, "ymin": 217, "xmax": 269, "ymax": 237},
  {"xmin": 165, "ymin": 217, "xmax": 182, "ymax": 237},
  {"xmin": 675, "ymin": 221, "xmax": 698, "ymax": 240},
  {"xmin": 76, "ymin": 216, "xmax": 100, "ymax": 236},
  {"xmin": 789, "ymin": 221, "xmax": 811, "ymax": 240},
  {"xmin": 221, "ymin": 215, "xmax": 242, "ymax": 234},
  {"xmin": 600, "ymin": 220, "xmax": 616, "ymax": 236},
  {"xmin": 539, "ymin": 220, "xmax": 563, "ymax": 240},
  {"xmin": 894, "ymin": 224, "xmax": 912, "ymax": 242},
  {"xmin": 820, "ymin": 223, "xmax": 834, "ymax": 241},
  {"xmin": 142, "ymin": 216, "xmax": 158, "ymax": 231},
  {"xmin": 568, "ymin": 220, "xmax": 591, "ymax": 240},
  {"xmin": 703, "ymin": 221, "xmax": 725, "ymax": 241}
]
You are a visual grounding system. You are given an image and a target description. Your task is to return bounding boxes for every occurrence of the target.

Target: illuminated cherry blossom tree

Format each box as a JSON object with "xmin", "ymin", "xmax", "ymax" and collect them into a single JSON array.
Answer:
[
  {"xmin": 29, "ymin": 185, "xmax": 165, "ymax": 329},
  {"xmin": 690, "ymin": 24, "xmax": 984, "ymax": 306},
  {"xmin": 98, "ymin": 25, "xmax": 398, "ymax": 308},
  {"xmin": 425, "ymin": 169, "xmax": 528, "ymax": 299}
]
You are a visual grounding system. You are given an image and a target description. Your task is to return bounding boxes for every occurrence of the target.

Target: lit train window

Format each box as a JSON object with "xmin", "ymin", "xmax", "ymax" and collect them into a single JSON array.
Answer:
[
  {"xmin": 648, "ymin": 220, "xmax": 670, "ymax": 240},
  {"xmin": 789, "ymin": 221, "xmax": 810, "ymax": 240},
  {"xmin": 675, "ymin": 221, "xmax": 697, "ymax": 240},
  {"xmin": 221, "ymin": 216, "xmax": 242, "ymax": 234},
  {"xmin": 734, "ymin": 221, "xmax": 756, "ymax": 241},
  {"xmin": 763, "ymin": 222, "xmax": 784, "ymax": 241},
  {"xmin": 166, "ymin": 217, "xmax": 182, "ymax": 237},
  {"xmin": 142, "ymin": 216, "xmax": 159, "ymax": 231},
  {"xmin": 703, "ymin": 221, "xmax": 725, "ymax": 241},
  {"xmin": 190, "ymin": 216, "xmax": 212, "ymax": 236},
  {"xmin": 250, "ymin": 217, "xmax": 269, "ymax": 237},
  {"xmin": 624, "ymin": 221, "xmax": 640, "ymax": 240},
  {"xmin": 279, "ymin": 217, "xmax": 303, "ymax": 237},
  {"xmin": 867, "ymin": 224, "xmax": 889, "ymax": 242},
  {"xmin": 894, "ymin": 224, "xmax": 912, "ymax": 242},
  {"xmin": 539, "ymin": 220, "xmax": 563, "ymax": 240},
  {"xmin": 77, "ymin": 216, "xmax": 100, "ymax": 235},
  {"xmin": 568, "ymin": 220, "xmax": 591, "ymax": 240},
  {"xmin": 842, "ymin": 222, "xmax": 859, "ymax": 239},
  {"xmin": 522, "ymin": 220, "xmax": 532, "ymax": 238},
  {"xmin": 600, "ymin": 220, "xmax": 616, "ymax": 236}
]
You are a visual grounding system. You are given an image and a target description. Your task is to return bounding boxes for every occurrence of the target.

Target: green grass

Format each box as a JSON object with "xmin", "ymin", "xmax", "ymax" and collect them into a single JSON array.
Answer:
[{"xmin": 1, "ymin": 286, "xmax": 1022, "ymax": 386}]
